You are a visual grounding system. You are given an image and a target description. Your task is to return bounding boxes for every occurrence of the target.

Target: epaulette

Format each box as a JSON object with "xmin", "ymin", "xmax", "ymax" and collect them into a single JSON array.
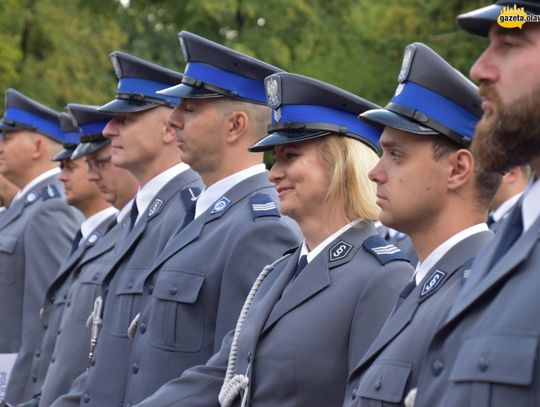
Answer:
[
  {"xmin": 249, "ymin": 193, "xmax": 280, "ymax": 219},
  {"xmin": 362, "ymin": 235, "xmax": 410, "ymax": 265},
  {"xmin": 41, "ymin": 184, "xmax": 61, "ymax": 201}
]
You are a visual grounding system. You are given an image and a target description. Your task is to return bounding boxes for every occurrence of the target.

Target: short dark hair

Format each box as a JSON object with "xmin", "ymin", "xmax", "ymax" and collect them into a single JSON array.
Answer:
[{"xmin": 431, "ymin": 137, "xmax": 502, "ymax": 208}]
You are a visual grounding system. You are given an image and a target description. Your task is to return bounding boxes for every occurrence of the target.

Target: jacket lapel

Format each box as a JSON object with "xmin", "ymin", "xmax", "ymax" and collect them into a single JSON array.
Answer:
[{"xmin": 447, "ymin": 217, "xmax": 540, "ymax": 324}]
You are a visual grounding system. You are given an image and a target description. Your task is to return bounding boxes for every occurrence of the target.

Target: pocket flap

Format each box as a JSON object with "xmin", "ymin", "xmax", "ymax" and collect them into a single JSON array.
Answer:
[
  {"xmin": 0, "ymin": 234, "xmax": 17, "ymax": 254},
  {"xmin": 152, "ymin": 270, "xmax": 204, "ymax": 303},
  {"xmin": 79, "ymin": 263, "xmax": 109, "ymax": 285},
  {"xmin": 450, "ymin": 334, "xmax": 537, "ymax": 386},
  {"xmin": 356, "ymin": 360, "xmax": 412, "ymax": 402}
]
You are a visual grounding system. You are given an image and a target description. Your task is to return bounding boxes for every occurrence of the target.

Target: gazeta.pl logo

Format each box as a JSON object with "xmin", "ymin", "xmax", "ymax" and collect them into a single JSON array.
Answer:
[{"xmin": 497, "ymin": 4, "xmax": 540, "ymax": 29}]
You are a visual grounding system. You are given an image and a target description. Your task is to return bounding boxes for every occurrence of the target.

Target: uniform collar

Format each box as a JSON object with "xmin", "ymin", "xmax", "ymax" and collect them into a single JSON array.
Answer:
[
  {"xmin": 522, "ymin": 177, "xmax": 540, "ymax": 233},
  {"xmin": 134, "ymin": 162, "xmax": 190, "ymax": 224},
  {"xmin": 80, "ymin": 206, "xmax": 118, "ymax": 240},
  {"xmin": 12, "ymin": 167, "xmax": 60, "ymax": 203},
  {"xmin": 300, "ymin": 219, "xmax": 361, "ymax": 264},
  {"xmin": 492, "ymin": 192, "xmax": 523, "ymax": 223},
  {"xmin": 414, "ymin": 223, "xmax": 489, "ymax": 285},
  {"xmin": 194, "ymin": 164, "xmax": 266, "ymax": 219}
]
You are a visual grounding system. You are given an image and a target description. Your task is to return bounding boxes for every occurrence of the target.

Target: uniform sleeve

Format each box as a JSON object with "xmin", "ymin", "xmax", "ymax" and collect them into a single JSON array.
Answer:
[
  {"xmin": 133, "ymin": 331, "xmax": 234, "ymax": 407},
  {"xmin": 5, "ymin": 202, "xmax": 80, "ymax": 404},
  {"xmin": 214, "ymin": 218, "xmax": 300, "ymax": 351},
  {"xmin": 347, "ymin": 260, "xmax": 413, "ymax": 372}
]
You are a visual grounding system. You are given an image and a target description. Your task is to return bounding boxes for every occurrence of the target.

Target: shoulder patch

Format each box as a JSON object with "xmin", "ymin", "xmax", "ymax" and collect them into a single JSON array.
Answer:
[
  {"xmin": 211, "ymin": 196, "xmax": 231, "ymax": 214},
  {"xmin": 41, "ymin": 184, "xmax": 61, "ymax": 201},
  {"xmin": 148, "ymin": 198, "xmax": 164, "ymax": 217},
  {"xmin": 329, "ymin": 240, "xmax": 353, "ymax": 262},
  {"xmin": 86, "ymin": 231, "xmax": 101, "ymax": 246},
  {"xmin": 362, "ymin": 235, "xmax": 410, "ymax": 265},
  {"xmin": 420, "ymin": 270, "xmax": 447, "ymax": 298},
  {"xmin": 249, "ymin": 193, "xmax": 280, "ymax": 219}
]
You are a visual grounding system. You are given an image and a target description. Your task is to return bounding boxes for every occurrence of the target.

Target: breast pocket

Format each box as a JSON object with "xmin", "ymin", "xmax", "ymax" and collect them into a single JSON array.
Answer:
[
  {"xmin": 149, "ymin": 270, "xmax": 205, "ymax": 352},
  {"xmin": 70, "ymin": 263, "xmax": 109, "ymax": 323},
  {"xmin": 0, "ymin": 234, "xmax": 18, "ymax": 285},
  {"xmin": 355, "ymin": 360, "xmax": 412, "ymax": 406},
  {"xmin": 449, "ymin": 333, "xmax": 537, "ymax": 407}
]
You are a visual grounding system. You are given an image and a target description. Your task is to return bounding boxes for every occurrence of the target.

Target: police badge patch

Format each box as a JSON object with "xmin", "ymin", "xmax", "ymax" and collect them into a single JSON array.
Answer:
[
  {"xmin": 265, "ymin": 76, "xmax": 281, "ymax": 109},
  {"xmin": 420, "ymin": 270, "xmax": 447, "ymax": 298},
  {"xmin": 148, "ymin": 199, "xmax": 164, "ymax": 217},
  {"xmin": 329, "ymin": 241, "xmax": 353, "ymax": 262}
]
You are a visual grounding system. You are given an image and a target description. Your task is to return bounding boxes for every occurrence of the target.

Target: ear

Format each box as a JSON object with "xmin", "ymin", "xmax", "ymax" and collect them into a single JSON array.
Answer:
[
  {"xmin": 224, "ymin": 111, "xmax": 248, "ymax": 144},
  {"xmin": 162, "ymin": 124, "xmax": 177, "ymax": 144},
  {"xmin": 30, "ymin": 135, "xmax": 45, "ymax": 159},
  {"xmin": 502, "ymin": 166, "xmax": 520, "ymax": 184},
  {"xmin": 447, "ymin": 149, "xmax": 474, "ymax": 191}
]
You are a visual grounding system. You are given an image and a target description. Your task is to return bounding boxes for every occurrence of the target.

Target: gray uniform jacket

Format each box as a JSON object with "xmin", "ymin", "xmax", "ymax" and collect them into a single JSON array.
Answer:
[
  {"xmin": 37, "ymin": 219, "xmax": 122, "ymax": 407},
  {"xmin": 1, "ymin": 175, "xmax": 83, "ymax": 405},
  {"xmin": 344, "ymin": 230, "xmax": 493, "ymax": 407},
  {"xmin": 88, "ymin": 172, "xmax": 301, "ymax": 407},
  {"xmin": 414, "ymin": 208, "xmax": 540, "ymax": 407},
  {"xmin": 133, "ymin": 222, "xmax": 413, "ymax": 407},
  {"xmin": 48, "ymin": 169, "xmax": 203, "ymax": 407}
]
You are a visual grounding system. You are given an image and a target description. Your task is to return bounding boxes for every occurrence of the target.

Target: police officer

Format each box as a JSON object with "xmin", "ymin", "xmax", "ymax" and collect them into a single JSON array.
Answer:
[
  {"xmin": 343, "ymin": 42, "xmax": 501, "ymax": 407},
  {"xmin": 132, "ymin": 71, "xmax": 413, "ymax": 407},
  {"xmin": 103, "ymin": 32, "xmax": 303, "ymax": 406},
  {"xmin": 14, "ymin": 111, "xmax": 117, "ymax": 407},
  {"xmin": 0, "ymin": 90, "xmax": 83, "ymax": 406},
  {"xmin": 48, "ymin": 52, "xmax": 203, "ymax": 407},
  {"xmin": 34, "ymin": 104, "xmax": 138, "ymax": 407},
  {"xmin": 411, "ymin": 2, "xmax": 540, "ymax": 406}
]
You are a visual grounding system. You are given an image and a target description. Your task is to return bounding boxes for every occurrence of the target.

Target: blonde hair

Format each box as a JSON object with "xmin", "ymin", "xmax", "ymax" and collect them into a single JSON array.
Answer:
[{"xmin": 318, "ymin": 135, "xmax": 380, "ymax": 222}]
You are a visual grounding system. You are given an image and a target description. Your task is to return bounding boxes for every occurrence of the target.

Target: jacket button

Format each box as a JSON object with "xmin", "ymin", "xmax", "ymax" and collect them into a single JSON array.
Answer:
[
  {"xmin": 57, "ymin": 328, "xmax": 62, "ymax": 335},
  {"xmin": 478, "ymin": 357, "xmax": 489, "ymax": 371},
  {"xmin": 140, "ymin": 323, "xmax": 146, "ymax": 334},
  {"xmin": 351, "ymin": 386, "xmax": 357, "ymax": 400},
  {"xmin": 49, "ymin": 295, "xmax": 55, "ymax": 303},
  {"xmin": 147, "ymin": 285, "xmax": 154, "ymax": 295},
  {"xmin": 374, "ymin": 378, "xmax": 382, "ymax": 391},
  {"xmin": 132, "ymin": 363, "xmax": 139, "ymax": 374},
  {"xmin": 83, "ymin": 394, "xmax": 90, "ymax": 403},
  {"xmin": 35, "ymin": 350, "xmax": 41, "ymax": 358},
  {"xmin": 169, "ymin": 287, "xmax": 178, "ymax": 295},
  {"xmin": 51, "ymin": 355, "xmax": 56, "ymax": 363},
  {"xmin": 31, "ymin": 374, "xmax": 37, "ymax": 383},
  {"xmin": 43, "ymin": 323, "xmax": 48, "ymax": 330},
  {"xmin": 432, "ymin": 359, "xmax": 444, "ymax": 376}
]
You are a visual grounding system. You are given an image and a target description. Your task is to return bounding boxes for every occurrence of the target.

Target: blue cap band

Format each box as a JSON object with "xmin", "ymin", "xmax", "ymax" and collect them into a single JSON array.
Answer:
[
  {"xmin": 4, "ymin": 107, "xmax": 63, "ymax": 141},
  {"xmin": 391, "ymin": 82, "xmax": 479, "ymax": 139},
  {"xmin": 80, "ymin": 119, "xmax": 109, "ymax": 136},
  {"xmin": 184, "ymin": 62, "xmax": 266, "ymax": 103},
  {"xmin": 274, "ymin": 104, "xmax": 381, "ymax": 147},
  {"xmin": 118, "ymin": 77, "xmax": 180, "ymax": 106},
  {"xmin": 63, "ymin": 131, "xmax": 80, "ymax": 144}
]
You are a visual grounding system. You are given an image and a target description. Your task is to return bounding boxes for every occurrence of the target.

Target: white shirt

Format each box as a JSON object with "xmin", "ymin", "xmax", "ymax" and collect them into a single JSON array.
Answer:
[
  {"xmin": 194, "ymin": 164, "xmax": 266, "ymax": 219},
  {"xmin": 492, "ymin": 192, "xmax": 523, "ymax": 223},
  {"xmin": 133, "ymin": 163, "xmax": 190, "ymax": 225},
  {"xmin": 80, "ymin": 206, "xmax": 118, "ymax": 241},
  {"xmin": 116, "ymin": 198, "xmax": 134, "ymax": 224},
  {"xmin": 414, "ymin": 223, "xmax": 489, "ymax": 285},
  {"xmin": 12, "ymin": 167, "xmax": 60, "ymax": 203},
  {"xmin": 299, "ymin": 220, "xmax": 361, "ymax": 264},
  {"xmin": 522, "ymin": 177, "xmax": 540, "ymax": 233}
]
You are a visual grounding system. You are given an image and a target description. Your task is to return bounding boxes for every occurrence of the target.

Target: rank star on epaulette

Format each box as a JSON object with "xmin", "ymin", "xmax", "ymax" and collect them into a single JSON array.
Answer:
[
  {"xmin": 211, "ymin": 196, "xmax": 231, "ymax": 214},
  {"xmin": 148, "ymin": 199, "xmax": 164, "ymax": 217},
  {"xmin": 329, "ymin": 240, "xmax": 353, "ymax": 262}
]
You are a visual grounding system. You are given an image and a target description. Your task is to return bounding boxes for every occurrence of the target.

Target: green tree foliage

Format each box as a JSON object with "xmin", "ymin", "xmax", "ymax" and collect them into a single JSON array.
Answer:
[{"xmin": 0, "ymin": 0, "xmax": 490, "ymax": 111}]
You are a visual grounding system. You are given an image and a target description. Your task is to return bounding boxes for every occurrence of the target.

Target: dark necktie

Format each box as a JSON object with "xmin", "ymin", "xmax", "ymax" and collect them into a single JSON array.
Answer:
[
  {"xmin": 105, "ymin": 218, "xmax": 118, "ymax": 234},
  {"xmin": 393, "ymin": 279, "xmax": 416, "ymax": 313},
  {"xmin": 179, "ymin": 200, "xmax": 197, "ymax": 231},
  {"xmin": 128, "ymin": 200, "xmax": 139, "ymax": 231},
  {"xmin": 491, "ymin": 203, "xmax": 523, "ymax": 266},
  {"xmin": 69, "ymin": 229, "xmax": 83, "ymax": 255},
  {"xmin": 290, "ymin": 255, "xmax": 308, "ymax": 282},
  {"xmin": 486, "ymin": 213, "xmax": 496, "ymax": 229}
]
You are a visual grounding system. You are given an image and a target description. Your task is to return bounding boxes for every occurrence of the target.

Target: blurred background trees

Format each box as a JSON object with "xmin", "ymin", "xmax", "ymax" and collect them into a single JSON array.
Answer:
[{"xmin": 0, "ymin": 0, "xmax": 487, "ymax": 111}]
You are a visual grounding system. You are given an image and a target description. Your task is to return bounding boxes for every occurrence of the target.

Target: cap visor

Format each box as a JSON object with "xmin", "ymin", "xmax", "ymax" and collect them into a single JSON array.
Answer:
[
  {"xmin": 72, "ymin": 140, "xmax": 111, "ymax": 160},
  {"xmin": 457, "ymin": 5, "xmax": 503, "ymax": 36},
  {"xmin": 52, "ymin": 149, "xmax": 76, "ymax": 162},
  {"xmin": 99, "ymin": 98, "xmax": 159, "ymax": 113},
  {"xmin": 158, "ymin": 83, "xmax": 223, "ymax": 99},
  {"xmin": 360, "ymin": 109, "xmax": 438, "ymax": 136},
  {"xmin": 249, "ymin": 130, "xmax": 331, "ymax": 152},
  {"xmin": 0, "ymin": 121, "xmax": 22, "ymax": 131}
]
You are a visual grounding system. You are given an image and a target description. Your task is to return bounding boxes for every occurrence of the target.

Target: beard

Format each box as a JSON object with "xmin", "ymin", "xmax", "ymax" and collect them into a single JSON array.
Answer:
[{"xmin": 472, "ymin": 83, "xmax": 540, "ymax": 173}]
